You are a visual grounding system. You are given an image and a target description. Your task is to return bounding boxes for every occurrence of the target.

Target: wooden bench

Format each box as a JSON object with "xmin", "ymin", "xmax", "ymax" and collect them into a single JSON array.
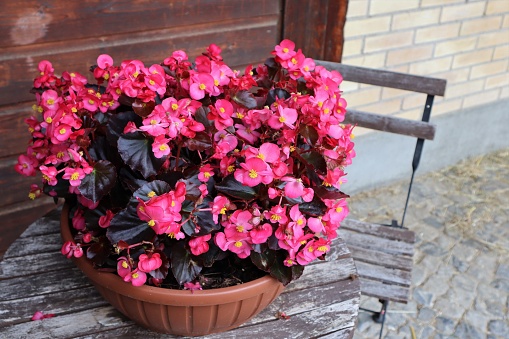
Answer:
[{"xmin": 315, "ymin": 60, "xmax": 447, "ymax": 336}]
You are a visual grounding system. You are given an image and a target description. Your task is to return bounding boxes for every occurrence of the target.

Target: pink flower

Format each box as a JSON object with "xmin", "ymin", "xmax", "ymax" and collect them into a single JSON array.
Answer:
[
  {"xmin": 189, "ymin": 234, "xmax": 212, "ymax": 256},
  {"xmin": 72, "ymin": 208, "xmax": 86, "ymax": 231},
  {"xmin": 117, "ymin": 256, "xmax": 132, "ymax": 278},
  {"xmin": 97, "ymin": 54, "xmax": 114, "ymax": 69},
  {"xmin": 63, "ymin": 167, "xmax": 86, "ymax": 187},
  {"xmin": 61, "ymin": 241, "xmax": 83, "ymax": 258},
  {"xmin": 138, "ymin": 253, "xmax": 163, "ymax": 273},
  {"xmin": 215, "ymin": 227, "xmax": 252, "ymax": 259},
  {"xmin": 152, "ymin": 135, "xmax": 171, "ymax": 158},
  {"xmin": 250, "ymin": 223, "xmax": 273, "ymax": 244},
  {"xmin": 234, "ymin": 158, "xmax": 274, "ymax": 187},
  {"xmin": 184, "ymin": 281, "xmax": 203, "ymax": 291},
  {"xmin": 40, "ymin": 165, "xmax": 58, "ymax": 186},
  {"xmin": 98, "ymin": 210, "xmax": 115, "ymax": 228},
  {"xmin": 31, "ymin": 311, "xmax": 55, "ymax": 321},
  {"xmin": 281, "ymin": 176, "xmax": 305, "ymax": 199},
  {"xmin": 124, "ymin": 269, "xmax": 147, "ymax": 287},
  {"xmin": 210, "ymin": 195, "xmax": 231, "ymax": 223},
  {"xmin": 198, "ymin": 164, "xmax": 214, "ymax": 182},
  {"xmin": 264, "ymin": 205, "xmax": 288, "ymax": 224},
  {"xmin": 268, "ymin": 105, "xmax": 298, "ymax": 130},
  {"xmin": 189, "ymin": 73, "xmax": 214, "ymax": 100},
  {"xmin": 136, "ymin": 193, "xmax": 182, "ymax": 235},
  {"xmin": 15, "ymin": 154, "xmax": 38, "ymax": 176},
  {"xmin": 274, "ymin": 39, "xmax": 296, "ymax": 61}
]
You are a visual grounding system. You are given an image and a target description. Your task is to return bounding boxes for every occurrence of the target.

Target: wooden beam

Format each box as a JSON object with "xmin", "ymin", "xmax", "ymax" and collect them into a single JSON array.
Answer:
[
  {"xmin": 315, "ymin": 60, "xmax": 447, "ymax": 96},
  {"xmin": 345, "ymin": 109, "xmax": 436, "ymax": 140}
]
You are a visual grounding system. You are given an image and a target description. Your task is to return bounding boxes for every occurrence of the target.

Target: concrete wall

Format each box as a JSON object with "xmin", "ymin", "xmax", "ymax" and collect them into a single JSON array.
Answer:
[{"xmin": 341, "ymin": 0, "xmax": 509, "ymax": 193}]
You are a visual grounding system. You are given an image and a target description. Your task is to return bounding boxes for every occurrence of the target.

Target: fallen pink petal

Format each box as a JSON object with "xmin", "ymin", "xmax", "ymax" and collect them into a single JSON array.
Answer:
[{"xmin": 31, "ymin": 311, "xmax": 55, "ymax": 321}]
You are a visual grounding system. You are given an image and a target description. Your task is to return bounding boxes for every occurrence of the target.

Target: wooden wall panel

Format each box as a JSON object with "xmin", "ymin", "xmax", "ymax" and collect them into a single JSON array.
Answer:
[{"xmin": 0, "ymin": 0, "xmax": 284, "ymax": 256}]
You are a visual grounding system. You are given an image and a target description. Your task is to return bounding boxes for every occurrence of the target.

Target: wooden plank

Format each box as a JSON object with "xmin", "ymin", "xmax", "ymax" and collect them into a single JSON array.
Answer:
[
  {"xmin": 1, "ymin": 16, "xmax": 279, "ymax": 106},
  {"xmin": 358, "ymin": 278, "xmax": 410, "ymax": 304},
  {"xmin": 1, "ymin": 0, "xmax": 280, "ymax": 49},
  {"xmin": 348, "ymin": 244, "xmax": 413, "ymax": 272},
  {"xmin": 0, "ymin": 286, "xmax": 108, "ymax": 327},
  {"xmin": 17, "ymin": 206, "xmax": 61, "ymax": 238},
  {"xmin": 3, "ymin": 232, "xmax": 61, "ymax": 259},
  {"xmin": 344, "ymin": 109, "xmax": 436, "ymax": 141},
  {"xmin": 339, "ymin": 231, "xmax": 414, "ymax": 257},
  {"xmin": 0, "ymin": 156, "xmax": 44, "ymax": 205},
  {"xmin": 355, "ymin": 261, "xmax": 411, "ymax": 287},
  {"xmin": 341, "ymin": 218, "xmax": 415, "ymax": 243},
  {"xmin": 315, "ymin": 60, "xmax": 447, "ymax": 96},
  {"xmin": 0, "ymin": 252, "xmax": 71, "ymax": 279}
]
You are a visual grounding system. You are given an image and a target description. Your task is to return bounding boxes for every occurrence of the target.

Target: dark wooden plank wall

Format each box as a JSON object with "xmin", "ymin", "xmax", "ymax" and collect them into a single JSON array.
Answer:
[{"xmin": 0, "ymin": 0, "xmax": 283, "ymax": 257}]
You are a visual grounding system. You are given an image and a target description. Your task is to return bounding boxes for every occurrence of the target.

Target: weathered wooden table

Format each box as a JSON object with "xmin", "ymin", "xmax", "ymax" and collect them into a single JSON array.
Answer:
[{"xmin": 0, "ymin": 207, "xmax": 360, "ymax": 338}]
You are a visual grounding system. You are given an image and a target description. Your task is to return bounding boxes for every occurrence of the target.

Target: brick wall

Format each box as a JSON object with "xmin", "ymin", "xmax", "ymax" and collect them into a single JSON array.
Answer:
[{"xmin": 342, "ymin": 0, "xmax": 509, "ymax": 136}]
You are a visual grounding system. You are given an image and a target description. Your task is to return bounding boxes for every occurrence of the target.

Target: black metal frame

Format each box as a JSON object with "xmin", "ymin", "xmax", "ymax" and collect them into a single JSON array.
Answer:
[{"xmin": 361, "ymin": 94, "xmax": 435, "ymax": 338}]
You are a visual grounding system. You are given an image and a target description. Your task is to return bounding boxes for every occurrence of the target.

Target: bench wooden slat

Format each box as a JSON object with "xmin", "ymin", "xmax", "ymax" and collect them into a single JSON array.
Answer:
[
  {"xmin": 347, "ymin": 244, "xmax": 413, "ymax": 272},
  {"xmin": 342, "ymin": 219, "xmax": 415, "ymax": 243},
  {"xmin": 354, "ymin": 261, "xmax": 411, "ymax": 287},
  {"xmin": 359, "ymin": 278, "xmax": 410, "ymax": 304},
  {"xmin": 339, "ymin": 230, "xmax": 414, "ymax": 257},
  {"xmin": 344, "ymin": 109, "xmax": 436, "ymax": 140},
  {"xmin": 315, "ymin": 60, "xmax": 447, "ymax": 96}
]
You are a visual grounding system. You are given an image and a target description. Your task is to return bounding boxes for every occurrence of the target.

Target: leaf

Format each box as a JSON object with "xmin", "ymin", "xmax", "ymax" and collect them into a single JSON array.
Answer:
[
  {"xmin": 193, "ymin": 197, "xmax": 221, "ymax": 235},
  {"xmin": 132, "ymin": 99, "xmax": 155, "ymax": 118},
  {"xmin": 314, "ymin": 186, "xmax": 350, "ymax": 200},
  {"xmin": 198, "ymin": 242, "xmax": 227, "ymax": 268},
  {"xmin": 106, "ymin": 111, "xmax": 140, "ymax": 147},
  {"xmin": 298, "ymin": 195, "xmax": 327, "ymax": 216},
  {"xmin": 269, "ymin": 251, "xmax": 305, "ymax": 286},
  {"xmin": 179, "ymin": 173, "xmax": 203, "ymax": 202},
  {"xmin": 299, "ymin": 124, "xmax": 319, "ymax": 146},
  {"xmin": 232, "ymin": 90, "xmax": 258, "ymax": 109},
  {"xmin": 300, "ymin": 151, "xmax": 327, "ymax": 173},
  {"xmin": 170, "ymin": 241, "xmax": 202, "ymax": 284},
  {"xmin": 184, "ymin": 132, "xmax": 212, "ymax": 152},
  {"xmin": 265, "ymin": 88, "xmax": 290, "ymax": 107},
  {"xmin": 250, "ymin": 246, "xmax": 275, "ymax": 272},
  {"xmin": 78, "ymin": 160, "xmax": 117, "ymax": 203},
  {"xmin": 194, "ymin": 106, "xmax": 214, "ymax": 130},
  {"xmin": 86, "ymin": 236, "xmax": 111, "ymax": 266},
  {"xmin": 118, "ymin": 132, "xmax": 164, "ymax": 177},
  {"xmin": 215, "ymin": 174, "xmax": 259, "ymax": 200},
  {"xmin": 132, "ymin": 180, "xmax": 171, "ymax": 201},
  {"xmin": 43, "ymin": 173, "xmax": 70, "ymax": 198}
]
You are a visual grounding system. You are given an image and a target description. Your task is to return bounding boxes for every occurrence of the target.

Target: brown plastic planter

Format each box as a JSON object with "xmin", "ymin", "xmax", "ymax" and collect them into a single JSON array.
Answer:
[{"xmin": 60, "ymin": 203, "xmax": 284, "ymax": 336}]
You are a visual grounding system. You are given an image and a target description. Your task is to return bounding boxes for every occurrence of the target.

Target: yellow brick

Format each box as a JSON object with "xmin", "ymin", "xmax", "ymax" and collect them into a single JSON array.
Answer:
[
  {"xmin": 432, "ymin": 98, "xmax": 463, "ymax": 116},
  {"xmin": 421, "ymin": 0, "xmax": 463, "ymax": 7},
  {"xmin": 369, "ymin": 0, "xmax": 419, "ymax": 15},
  {"xmin": 477, "ymin": 30, "xmax": 509, "ymax": 48},
  {"xmin": 392, "ymin": 8, "xmax": 440, "ymax": 30},
  {"xmin": 470, "ymin": 59, "xmax": 509, "ymax": 79},
  {"xmin": 415, "ymin": 23, "xmax": 460, "ymax": 43},
  {"xmin": 358, "ymin": 98, "xmax": 402, "ymax": 115},
  {"xmin": 409, "ymin": 56, "xmax": 453, "ymax": 75},
  {"xmin": 386, "ymin": 45, "xmax": 434, "ymax": 66},
  {"xmin": 434, "ymin": 68, "xmax": 471, "ymax": 85},
  {"xmin": 446, "ymin": 79, "xmax": 485, "ymax": 99},
  {"xmin": 494, "ymin": 45, "xmax": 509, "ymax": 60},
  {"xmin": 485, "ymin": 73, "xmax": 509, "ymax": 89},
  {"xmin": 452, "ymin": 49, "xmax": 493, "ymax": 69},
  {"xmin": 347, "ymin": 0, "xmax": 369, "ymax": 18},
  {"xmin": 343, "ymin": 52, "xmax": 387, "ymax": 69},
  {"xmin": 463, "ymin": 88, "xmax": 500, "ymax": 108},
  {"xmin": 344, "ymin": 16, "xmax": 391, "ymax": 38},
  {"xmin": 396, "ymin": 108, "xmax": 425, "ymax": 121},
  {"xmin": 461, "ymin": 16, "xmax": 503, "ymax": 36},
  {"xmin": 441, "ymin": 2, "xmax": 486, "ymax": 23},
  {"xmin": 340, "ymin": 81, "xmax": 360, "ymax": 93},
  {"xmin": 344, "ymin": 87, "xmax": 382, "ymax": 107},
  {"xmin": 500, "ymin": 85, "xmax": 509, "ymax": 98},
  {"xmin": 486, "ymin": 0, "xmax": 509, "ymax": 15},
  {"xmin": 364, "ymin": 31, "xmax": 414, "ymax": 53},
  {"xmin": 434, "ymin": 37, "xmax": 477, "ymax": 57},
  {"xmin": 504, "ymin": 14, "xmax": 509, "ymax": 28},
  {"xmin": 387, "ymin": 65, "xmax": 410, "ymax": 74},
  {"xmin": 402, "ymin": 93, "xmax": 427, "ymax": 110},
  {"xmin": 343, "ymin": 38, "xmax": 363, "ymax": 57},
  {"xmin": 382, "ymin": 87, "xmax": 408, "ymax": 100}
]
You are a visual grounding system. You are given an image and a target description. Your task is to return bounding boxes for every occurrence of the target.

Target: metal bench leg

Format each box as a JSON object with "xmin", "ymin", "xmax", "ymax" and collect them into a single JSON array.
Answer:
[{"xmin": 372, "ymin": 299, "xmax": 388, "ymax": 338}]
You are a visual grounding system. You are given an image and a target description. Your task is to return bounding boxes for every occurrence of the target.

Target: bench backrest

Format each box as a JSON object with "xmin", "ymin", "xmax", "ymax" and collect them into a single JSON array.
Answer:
[{"xmin": 315, "ymin": 60, "xmax": 447, "ymax": 227}]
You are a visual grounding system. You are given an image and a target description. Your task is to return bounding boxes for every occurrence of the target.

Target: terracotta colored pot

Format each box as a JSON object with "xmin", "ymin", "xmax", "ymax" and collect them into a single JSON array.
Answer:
[{"xmin": 60, "ymin": 203, "xmax": 284, "ymax": 336}]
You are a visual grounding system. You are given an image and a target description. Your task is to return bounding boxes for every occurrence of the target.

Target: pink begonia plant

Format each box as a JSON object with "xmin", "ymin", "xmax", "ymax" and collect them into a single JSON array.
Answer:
[{"xmin": 16, "ymin": 40, "xmax": 355, "ymax": 289}]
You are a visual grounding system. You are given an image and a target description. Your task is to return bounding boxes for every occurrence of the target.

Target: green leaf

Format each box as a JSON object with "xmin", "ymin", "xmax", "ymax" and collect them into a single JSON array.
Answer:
[
  {"xmin": 118, "ymin": 132, "xmax": 164, "ymax": 177},
  {"xmin": 78, "ymin": 160, "xmax": 117, "ymax": 203},
  {"xmin": 300, "ymin": 150, "xmax": 327, "ymax": 173},
  {"xmin": 232, "ymin": 90, "xmax": 258, "ymax": 109},
  {"xmin": 170, "ymin": 241, "xmax": 202, "ymax": 284},
  {"xmin": 299, "ymin": 124, "xmax": 319, "ymax": 146},
  {"xmin": 215, "ymin": 174, "xmax": 259, "ymax": 200}
]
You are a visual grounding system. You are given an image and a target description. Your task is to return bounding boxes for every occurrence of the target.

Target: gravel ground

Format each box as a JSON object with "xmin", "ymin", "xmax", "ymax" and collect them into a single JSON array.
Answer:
[{"xmin": 349, "ymin": 148, "xmax": 509, "ymax": 339}]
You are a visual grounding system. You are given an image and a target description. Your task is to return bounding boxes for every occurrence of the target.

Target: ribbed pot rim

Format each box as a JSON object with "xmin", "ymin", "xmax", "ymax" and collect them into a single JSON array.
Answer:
[{"xmin": 60, "ymin": 202, "xmax": 283, "ymax": 306}]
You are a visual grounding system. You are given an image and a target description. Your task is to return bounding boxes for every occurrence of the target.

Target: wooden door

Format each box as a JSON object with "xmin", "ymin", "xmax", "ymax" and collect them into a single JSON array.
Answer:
[{"xmin": 0, "ymin": 0, "xmax": 347, "ymax": 256}]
